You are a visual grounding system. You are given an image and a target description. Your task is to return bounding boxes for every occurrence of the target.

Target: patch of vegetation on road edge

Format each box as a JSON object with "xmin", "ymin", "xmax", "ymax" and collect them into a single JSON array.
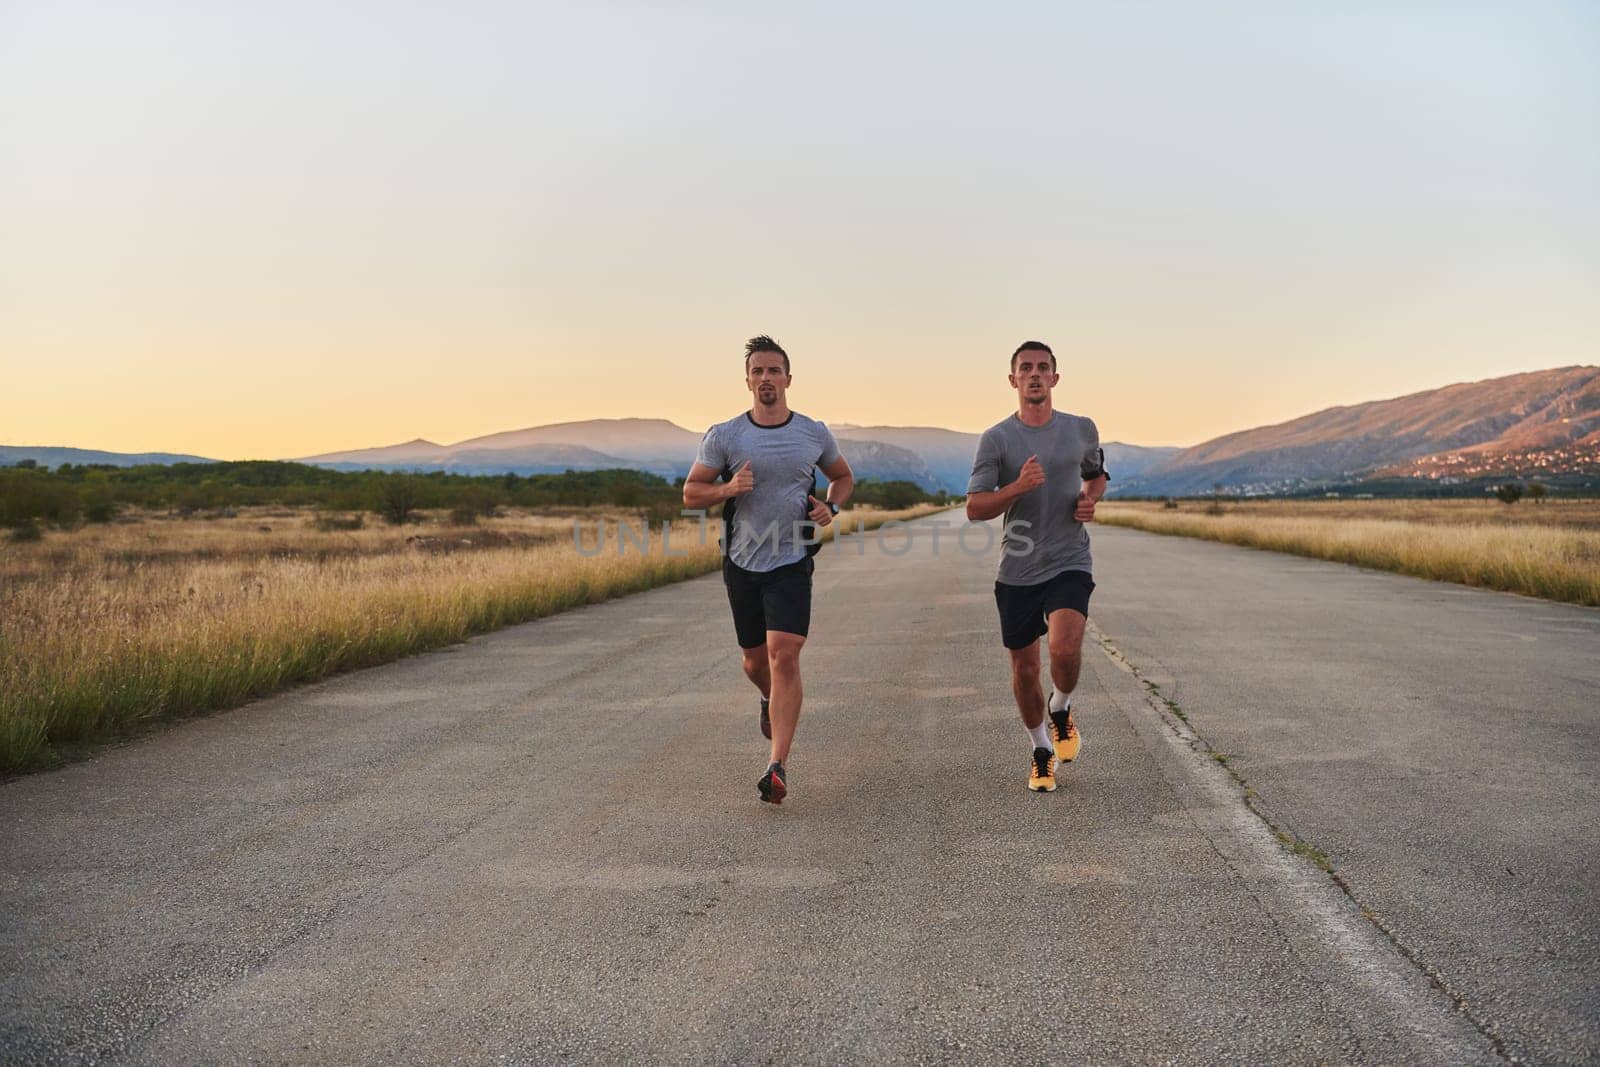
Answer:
[
  {"xmin": 1143, "ymin": 680, "xmax": 1187, "ymax": 723},
  {"xmin": 1273, "ymin": 830, "xmax": 1334, "ymax": 873}
]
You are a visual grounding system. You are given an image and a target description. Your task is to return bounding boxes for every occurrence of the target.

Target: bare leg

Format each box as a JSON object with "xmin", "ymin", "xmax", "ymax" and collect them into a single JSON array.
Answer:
[
  {"xmin": 741, "ymin": 643, "xmax": 772, "ymax": 699},
  {"xmin": 1045, "ymin": 609, "xmax": 1087, "ymax": 697},
  {"xmin": 766, "ymin": 630, "xmax": 806, "ymax": 764},
  {"xmin": 1008, "ymin": 642, "xmax": 1046, "ymax": 730}
]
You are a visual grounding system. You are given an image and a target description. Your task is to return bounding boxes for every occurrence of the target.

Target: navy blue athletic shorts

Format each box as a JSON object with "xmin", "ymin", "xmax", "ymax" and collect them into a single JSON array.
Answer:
[
  {"xmin": 723, "ymin": 555, "xmax": 814, "ymax": 649},
  {"xmin": 994, "ymin": 568, "xmax": 1094, "ymax": 650}
]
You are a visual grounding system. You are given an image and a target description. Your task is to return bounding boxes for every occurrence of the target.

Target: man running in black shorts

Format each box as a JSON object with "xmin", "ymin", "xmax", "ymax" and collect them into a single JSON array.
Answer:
[
  {"xmin": 966, "ymin": 341, "xmax": 1109, "ymax": 793},
  {"xmin": 683, "ymin": 335, "xmax": 854, "ymax": 804}
]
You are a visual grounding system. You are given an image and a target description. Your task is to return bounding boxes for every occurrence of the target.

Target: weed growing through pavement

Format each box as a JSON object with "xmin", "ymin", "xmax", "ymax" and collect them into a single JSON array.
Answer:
[
  {"xmin": 1142, "ymin": 680, "xmax": 1188, "ymax": 723},
  {"xmin": 1275, "ymin": 830, "xmax": 1335, "ymax": 873}
]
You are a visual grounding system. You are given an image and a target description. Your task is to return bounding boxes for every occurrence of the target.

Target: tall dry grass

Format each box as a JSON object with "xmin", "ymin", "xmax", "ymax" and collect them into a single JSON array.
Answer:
[
  {"xmin": 1138, "ymin": 496, "xmax": 1600, "ymax": 530},
  {"xmin": 1097, "ymin": 500, "xmax": 1600, "ymax": 607},
  {"xmin": 0, "ymin": 505, "xmax": 948, "ymax": 774}
]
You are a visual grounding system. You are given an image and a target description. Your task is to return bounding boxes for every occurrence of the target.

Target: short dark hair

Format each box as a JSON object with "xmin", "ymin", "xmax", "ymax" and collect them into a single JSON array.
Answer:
[
  {"xmin": 1010, "ymin": 340, "xmax": 1056, "ymax": 371},
  {"xmin": 745, "ymin": 334, "xmax": 790, "ymax": 374}
]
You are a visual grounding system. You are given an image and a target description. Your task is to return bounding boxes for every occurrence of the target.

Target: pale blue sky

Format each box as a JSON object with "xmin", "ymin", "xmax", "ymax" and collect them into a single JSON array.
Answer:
[{"xmin": 3, "ymin": 1, "xmax": 1596, "ymax": 456}]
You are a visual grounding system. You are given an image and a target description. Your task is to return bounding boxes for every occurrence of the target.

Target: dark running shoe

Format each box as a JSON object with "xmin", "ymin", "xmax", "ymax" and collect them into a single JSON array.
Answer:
[
  {"xmin": 760, "ymin": 697, "xmax": 771, "ymax": 739},
  {"xmin": 758, "ymin": 761, "xmax": 787, "ymax": 804}
]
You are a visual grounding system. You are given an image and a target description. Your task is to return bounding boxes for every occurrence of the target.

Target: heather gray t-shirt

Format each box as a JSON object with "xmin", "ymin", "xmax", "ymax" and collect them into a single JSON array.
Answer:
[
  {"xmin": 695, "ymin": 411, "xmax": 842, "ymax": 573},
  {"xmin": 967, "ymin": 411, "xmax": 1105, "ymax": 586}
]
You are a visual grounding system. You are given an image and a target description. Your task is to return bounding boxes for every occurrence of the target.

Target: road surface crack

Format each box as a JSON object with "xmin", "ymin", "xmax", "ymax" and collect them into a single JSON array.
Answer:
[{"xmin": 1091, "ymin": 624, "xmax": 1520, "ymax": 1066}]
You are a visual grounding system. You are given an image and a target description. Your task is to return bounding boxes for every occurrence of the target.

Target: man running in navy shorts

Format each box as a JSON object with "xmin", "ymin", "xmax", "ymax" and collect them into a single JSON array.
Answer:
[
  {"xmin": 683, "ymin": 335, "xmax": 854, "ymax": 804},
  {"xmin": 966, "ymin": 341, "xmax": 1109, "ymax": 793}
]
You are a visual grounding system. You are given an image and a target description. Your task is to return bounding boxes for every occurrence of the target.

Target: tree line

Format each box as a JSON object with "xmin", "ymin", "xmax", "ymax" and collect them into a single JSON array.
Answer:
[{"xmin": 0, "ymin": 460, "xmax": 947, "ymax": 530}]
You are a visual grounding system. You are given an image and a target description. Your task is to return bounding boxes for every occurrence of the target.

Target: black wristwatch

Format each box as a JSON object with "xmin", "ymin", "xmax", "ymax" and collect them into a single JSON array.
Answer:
[{"xmin": 827, "ymin": 502, "xmax": 840, "ymax": 516}]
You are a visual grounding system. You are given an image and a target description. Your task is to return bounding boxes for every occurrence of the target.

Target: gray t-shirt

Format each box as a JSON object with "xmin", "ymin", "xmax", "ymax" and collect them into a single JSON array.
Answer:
[
  {"xmin": 967, "ymin": 411, "xmax": 1105, "ymax": 586},
  {"xmin": 695, "ymin": 411, "xmax": 842, "ymax": 572}
]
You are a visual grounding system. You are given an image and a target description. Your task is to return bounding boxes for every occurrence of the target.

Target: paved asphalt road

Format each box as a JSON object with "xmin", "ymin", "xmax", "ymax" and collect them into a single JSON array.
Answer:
[
  {"xmin": 1089, "ymin": 525, "xmax": 1600, "ymax": 1066},
  {"xmin": 2, "ymin": 515, "xmax": 1595, "ymax": 1064}
]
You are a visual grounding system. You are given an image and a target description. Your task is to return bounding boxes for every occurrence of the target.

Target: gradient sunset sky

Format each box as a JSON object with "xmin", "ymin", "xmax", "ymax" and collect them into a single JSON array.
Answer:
[{"xmin": 4, "ymin": 2, "xmax": 1596, "ymax": 459}]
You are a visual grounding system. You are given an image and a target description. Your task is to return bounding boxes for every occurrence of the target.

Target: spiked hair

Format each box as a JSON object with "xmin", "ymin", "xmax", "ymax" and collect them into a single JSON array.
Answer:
[{"xmin": 744, "ymin": 335, "xmax": 791, "ymax": 374}]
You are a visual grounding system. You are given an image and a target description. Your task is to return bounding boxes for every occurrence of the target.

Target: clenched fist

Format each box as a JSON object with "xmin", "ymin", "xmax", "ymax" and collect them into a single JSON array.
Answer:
[
  {"xmin": 1013, "ymin": 454, "xmax": 1046, "ymax": 495},
  {"xmin": 1074, "ymin": 490, "xmax": 1097, "ymax": 522},
  {"xmin": 807, "ymin": 494, "xmax": 834, "ymax": 527},
  {"xmin": 725, "ymin": 460, "xmax": 755, "ymax": 498}
]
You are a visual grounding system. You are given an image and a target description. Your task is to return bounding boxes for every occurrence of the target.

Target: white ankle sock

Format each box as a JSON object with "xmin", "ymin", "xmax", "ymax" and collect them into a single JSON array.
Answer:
[
  {"xmin": 1027, "ymin": 721, "xmax": 1052, "ymax": 750},
  {"xmin": 1049, "ymin": 687, "xmax": 1073, "ymax": 714}
]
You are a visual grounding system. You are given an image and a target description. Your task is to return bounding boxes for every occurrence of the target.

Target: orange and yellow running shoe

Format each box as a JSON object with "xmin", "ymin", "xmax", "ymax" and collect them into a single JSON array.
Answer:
[
  {"xmin": 1028, "ymin": 747, "xmax": 1058, "ymax": 793},
  {"xmin": 1049, "ymin": 709, "xmax": 1082, "ymax": 763}
]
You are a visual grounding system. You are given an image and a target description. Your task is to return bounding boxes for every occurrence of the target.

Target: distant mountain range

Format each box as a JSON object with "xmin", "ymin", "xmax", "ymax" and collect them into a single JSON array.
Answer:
[
  {"xmin": 1119, "ymin": 365, "xmax": 1600, "ymax": 495},
  {"xmin": 298, "ymin": 418, "xmax": 703, "ymax": 482},
  {"xmin": 0, "ymin": 445, "xmax": 216, "ymax": 468},
  {"xmin": 7, "ymin": 366, "xmax": 1597, "ymax": 494},
  {"xmin": 294, "ymin": 418, "xmax": 1175, "ymax": 495},
  {"xmin": 829, "ymin": 426, "xmax": 1181, "ymax": 492}
]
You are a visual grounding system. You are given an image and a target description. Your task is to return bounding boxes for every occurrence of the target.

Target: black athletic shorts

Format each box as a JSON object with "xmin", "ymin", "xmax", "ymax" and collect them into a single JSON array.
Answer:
[
  {"xmin": 723, "ymin": 555, "xmax": 814, "ymax": 649},
  {"xmin": 994, "ymin": 568, "xmax": 1095, "ymax": 650}
]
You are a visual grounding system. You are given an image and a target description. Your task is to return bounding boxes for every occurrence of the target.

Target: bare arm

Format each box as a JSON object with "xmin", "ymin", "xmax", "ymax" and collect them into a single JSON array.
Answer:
[
  {"xmin": 966, "ymin": 453, "xmax": 1045, "ymax": 522},
  {"xmin": 806, "ymin": 455, "xmax": 854, "ymax": 526},
  {"xmin": 682, "ymin": 460, "xmax": 751, "ymax": 509},
  {"xmin": 966, "ymin": 483, "xmax": 1024, "ymax": 522},
  {"xmin": 820, "ymin": 455, "xmax": 853, "ymax": 509}
]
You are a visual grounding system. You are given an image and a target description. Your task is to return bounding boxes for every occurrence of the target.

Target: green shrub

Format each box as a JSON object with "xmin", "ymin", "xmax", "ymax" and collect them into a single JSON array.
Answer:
[
  {"xmin": 449, "ymin": 487, "xmax": 497, "ymax": 526},
  {"xmin": 81, "ymin": 478, "xmax": 119, "ymax": 522},
  {"xmin": 0, "ymin": 468, "xmax": 80, "ymax": 527},
  {"xmin": 375, "ymin": 476, "xmax": 420, "ymax": 525},
  {"xmin": 851, "ymin": 479, "xmax": 937, "ymax": 510}
]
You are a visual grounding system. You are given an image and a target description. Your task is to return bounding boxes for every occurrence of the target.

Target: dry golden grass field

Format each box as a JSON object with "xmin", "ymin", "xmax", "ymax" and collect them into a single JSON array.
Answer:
[
  {"xmin": 1096, "ymin": 498, "xmax": 1600, "ymax": 608},
  {"xmin": 0, "ymin": 504, "xmax": 947, "ymax": 774}
]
